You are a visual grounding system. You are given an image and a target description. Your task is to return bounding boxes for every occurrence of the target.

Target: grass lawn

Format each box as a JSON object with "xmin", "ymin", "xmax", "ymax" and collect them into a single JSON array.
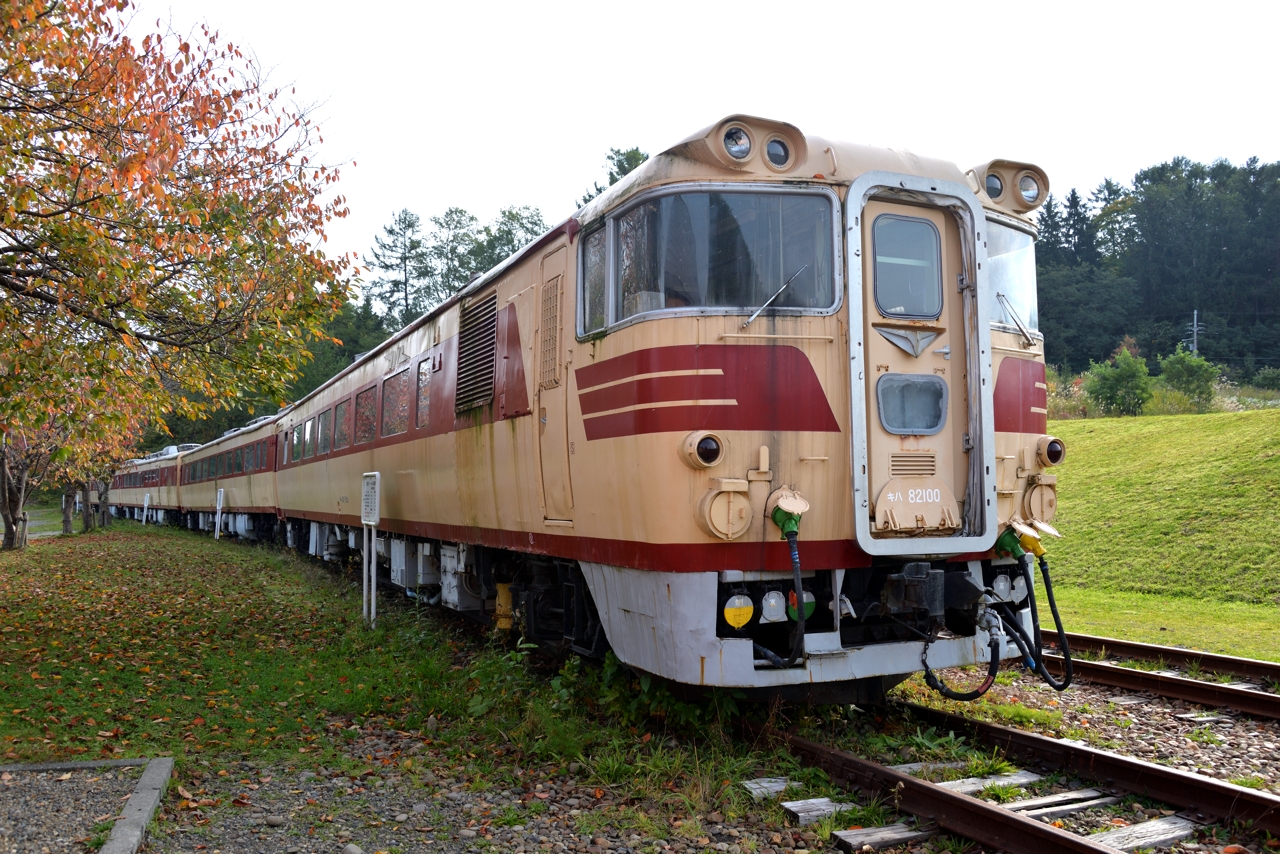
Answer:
[
  {"xmin": 0, "ymin": 523, "xmax": 863, "ymax": 837},
  {"xmin": 23, "ymin": 503, "xmax": 65, "ymax": 538},
  {"xmin": 1041, "ymin": 410, "xmax": 1280, "ymax": 659}
]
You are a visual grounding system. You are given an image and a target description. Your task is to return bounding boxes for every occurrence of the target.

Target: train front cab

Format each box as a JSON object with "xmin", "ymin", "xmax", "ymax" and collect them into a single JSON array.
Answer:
[{"xmin": 560, "ymin": 121, "xmax": 1059, "ymax": 703}]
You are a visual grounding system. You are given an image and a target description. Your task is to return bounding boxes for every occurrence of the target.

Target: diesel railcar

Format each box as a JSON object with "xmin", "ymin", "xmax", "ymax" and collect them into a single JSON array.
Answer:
[{"xmin": 112, "ymin": 115, "xmax": 1071, "ymax": 703}]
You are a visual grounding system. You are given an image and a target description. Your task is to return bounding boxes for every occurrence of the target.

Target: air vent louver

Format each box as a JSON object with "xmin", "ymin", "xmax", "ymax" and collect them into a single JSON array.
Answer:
[
  {"xmin": 455, "ymin": 293, "xmax": 498, "ymax": 412},
  {"xmin": 889, "ymin": 452, "xmax": 937, "ymax": 477}
]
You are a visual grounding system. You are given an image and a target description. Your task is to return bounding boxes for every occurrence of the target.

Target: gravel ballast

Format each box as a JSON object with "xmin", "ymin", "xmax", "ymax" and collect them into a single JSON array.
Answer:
[{"xmin": 0, "ymin": 765, "xmax": 141, "ymax": 853}]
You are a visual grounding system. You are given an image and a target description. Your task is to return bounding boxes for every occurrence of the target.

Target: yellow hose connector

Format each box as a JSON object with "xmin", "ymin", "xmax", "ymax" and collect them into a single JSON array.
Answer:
[{"xmin": 1019, "ymin": 532, "xmax": 1046, "ymax": 558}]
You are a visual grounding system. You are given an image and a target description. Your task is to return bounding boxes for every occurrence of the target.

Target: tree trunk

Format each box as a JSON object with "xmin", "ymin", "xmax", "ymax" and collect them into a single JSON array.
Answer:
[
  {"xmin": 99, "ymin": 481, "xmax": 111, "ymax": 528},
  {"xmin": 0, "ymin": 452, "xmax": 29, "ymax": 550},
  {"xmin": 62, "ymin": 482, "xmax": 75, "ymax": 534},
  {"xmin": 80, "ymin": 481, "xmax": 95, "ymax": 533}
]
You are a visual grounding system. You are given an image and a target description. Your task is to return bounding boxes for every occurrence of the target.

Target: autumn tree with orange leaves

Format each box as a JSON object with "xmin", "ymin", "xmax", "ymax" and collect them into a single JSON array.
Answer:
[{"xmin": 0, "ymin": 1, "xmax": 355, "ymax": 545}]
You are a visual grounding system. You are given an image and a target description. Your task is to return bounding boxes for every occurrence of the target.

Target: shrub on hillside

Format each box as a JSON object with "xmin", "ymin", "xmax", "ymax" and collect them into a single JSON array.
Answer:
[
  {"xmin": 1156, "ymin": 346, "xmax": 1221, "ymax": 409},
  {"xmin": 1253, "ymin": 367, "xmax": 1280, "ymax": 390},
  {"xmin": 1143, "ymin": 387, "xmax": 1200, "ymax": 416},
  {"xmin": 1084, "ymin": 347, "xmax": 1153, "ymax": 416}
]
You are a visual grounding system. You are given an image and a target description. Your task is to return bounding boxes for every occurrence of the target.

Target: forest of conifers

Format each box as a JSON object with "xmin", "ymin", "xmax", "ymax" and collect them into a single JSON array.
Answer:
[{"xmin": 1037, "ymin": 156, "xmax": 1279, "ymax": 376}]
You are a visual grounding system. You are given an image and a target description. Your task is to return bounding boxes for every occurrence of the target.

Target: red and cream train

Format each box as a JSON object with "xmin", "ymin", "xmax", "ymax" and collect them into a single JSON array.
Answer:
[{"xmin": 111, "ymin": 116, "xmax": 1069, "ymax": 702}]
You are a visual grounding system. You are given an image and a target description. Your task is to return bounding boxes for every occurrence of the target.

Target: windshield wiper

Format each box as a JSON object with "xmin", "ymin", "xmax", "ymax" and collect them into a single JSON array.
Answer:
[
  {"xmin": 996, "ymin": 292, "xmax": 1036, "ymax": 348},
  {"xmin": 741, "ymin": 264, "xmax": 809, "ymax": 330}
]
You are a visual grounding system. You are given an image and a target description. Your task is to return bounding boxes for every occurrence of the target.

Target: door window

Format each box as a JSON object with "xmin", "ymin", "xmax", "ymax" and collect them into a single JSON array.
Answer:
[
  {"xmin": 876, "ymin": 373, "xmax": 948, "ymax": 436},
  {"xmin": 872, "ymin": 215, "xmax": 942, "ymax": 319}
]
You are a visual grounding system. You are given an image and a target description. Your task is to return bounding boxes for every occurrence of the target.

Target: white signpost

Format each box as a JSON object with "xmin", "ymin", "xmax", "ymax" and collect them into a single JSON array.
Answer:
[
  {"xmin": 142, "ymin": 493, "xmax": 150, "ymax": 526},
  {"xmin": 361, "ymin": 473, "xmax": 381, "ymax": 627},
  {"xmin": 214, "ymin": 488, "xmax": 224, "ymax": 540}
]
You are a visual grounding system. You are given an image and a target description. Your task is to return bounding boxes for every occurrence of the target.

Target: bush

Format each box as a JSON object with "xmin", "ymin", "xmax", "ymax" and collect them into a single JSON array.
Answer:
[
  {"xmin": 1156, "ymin": 345, "xmax": 1221, "ymax": 408},
  {"xmin": 1253, "ymin": 366, "xmax": 1280, "ymax": 390},
  {"xmin": 1143, "ymin": 387, "xmax": 1199, "ymax": 416},
  {"xmin": 1084, "ymin": 347, "xmax": 1153, "ymax": 416}
]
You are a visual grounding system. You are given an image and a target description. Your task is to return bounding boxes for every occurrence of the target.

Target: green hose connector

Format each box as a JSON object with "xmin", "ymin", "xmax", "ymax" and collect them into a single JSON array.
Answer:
[
  {"xmin": 995, "ymin": 527, "xmax": 1026, "ymax": 559},
  {"xmin": 771, "ymin": 505, "xmax": 802, "ymax": 538}
]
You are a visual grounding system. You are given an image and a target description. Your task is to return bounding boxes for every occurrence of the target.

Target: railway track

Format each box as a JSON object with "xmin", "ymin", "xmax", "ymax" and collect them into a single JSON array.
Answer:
[
  {"xmin": 747, "ymin": 701, "xmax": 1280, "ymax": 854},
  {"xmin": 1044, "ymin": 633, "xmax": 1280, "ymax": 720}
]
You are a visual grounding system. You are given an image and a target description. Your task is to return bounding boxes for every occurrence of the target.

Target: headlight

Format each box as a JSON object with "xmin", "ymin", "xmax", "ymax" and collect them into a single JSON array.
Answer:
[
  {"xmin": 681, "ymin": 430, "xmax": 725, "ymax": 469},
  {"xmin": 1019, "ymin": 174, "xmax": 1041, "ymax": 203},
  {"xmin": 985, "ymin": 172, "xmax": 1004, "ymax": 199},
  {"xmin": 766, "ymin": 137, "xmax": 790, "ymax": 167},
  {"xmin": 1037, "ymin": 435, "xmax": 1066, "ymax": 467},
  {"xmin": 724, "ymin": 127, "xmax": 751, "ymax": 160}
]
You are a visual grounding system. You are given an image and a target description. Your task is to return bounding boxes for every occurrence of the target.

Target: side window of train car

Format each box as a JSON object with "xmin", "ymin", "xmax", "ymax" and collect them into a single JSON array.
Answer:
[
  {"xmin": 333, "ymin": 400, "xmax": 351, "ymax": 450},
  {"xmin": 872, "ymin": 214, "xmax": 942, "ymax": 319},
  {"xmin": 235, "ymin": 448, "xmax": 243, "ymax": 473},
  {"xmin": 303, "ymin": 418, "xmax": 316, "ymax": 458},
  {"xmin": 291, "ymin": 424, "xmax": 303, "ymax": 462},
  {"xmin": 354, "ymin": 388, "xmax": 377, "ymax": 444},
  {"xmin": 416, "ymin": 359, "xmax": 430, "ymax": 428},
  {"xmin": 581, "ymin": 228, "xmax": 607, "ymax": 334},
  {"xmin": 259, "ymin": 440, "xmax": 268, "ymax": 470},
  {"xmin": 382, "ymin": 370, "xmax": 410, "ymax": 437},
  {"xmin": 318, "ymin": 409, "xmax": 332, "ymax": 454}
]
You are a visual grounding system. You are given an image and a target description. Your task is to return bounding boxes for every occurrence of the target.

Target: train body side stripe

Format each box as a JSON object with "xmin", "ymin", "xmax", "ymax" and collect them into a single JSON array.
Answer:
[{"xmin": 281, "ymin": 508, "xmax": 873, "ymax": 573}]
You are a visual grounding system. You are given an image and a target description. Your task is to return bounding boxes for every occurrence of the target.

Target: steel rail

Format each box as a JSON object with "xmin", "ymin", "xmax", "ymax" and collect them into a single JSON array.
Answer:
[
  {"xmin": 900, "ymin": 702, "xmax": 1280, "ymax": 834},
  {"xmin": 744, "ymin": 722, "xmax": 1120, "ymax": 854},
  {"xmin": 1043, "ymin": 655, "xmax": 1280, "ymax": 721},
  {"xmin": 1058, "ymin": 633, "xmax": 1280, "ymax": 685}
]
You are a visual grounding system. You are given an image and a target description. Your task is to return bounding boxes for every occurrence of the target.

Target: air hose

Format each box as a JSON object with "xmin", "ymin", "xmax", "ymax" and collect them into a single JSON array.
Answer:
[
  {"xmin": 753, "ymin": 506, "xmax": 807, "ymax": 669},
  {"xmin": 994, "ymin": 529, "xmax": 1074, "ymax": 691},
  {"xmin": 922, "ymin": 624, "xmax": 1002, "ymax": 701}
]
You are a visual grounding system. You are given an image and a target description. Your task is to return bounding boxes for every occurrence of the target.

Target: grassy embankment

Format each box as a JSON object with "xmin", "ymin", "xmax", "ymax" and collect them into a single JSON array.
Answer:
[{"xmin": 1045, "ymin": 409, "xmax": 1280, "ymax": 661}]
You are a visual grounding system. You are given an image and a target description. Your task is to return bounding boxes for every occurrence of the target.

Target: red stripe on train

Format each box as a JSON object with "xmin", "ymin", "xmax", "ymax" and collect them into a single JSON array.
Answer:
[
  {"xmin": 575, "ymin": 345, "xmax": 840, "ymax": 440},
  {"xmin": 993, "ymin": 358, "xmax": 1047, "ymax": 434}
]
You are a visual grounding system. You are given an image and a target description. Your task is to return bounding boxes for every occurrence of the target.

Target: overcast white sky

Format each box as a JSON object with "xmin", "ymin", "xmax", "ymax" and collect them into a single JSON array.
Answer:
[{"xmin": 139, "ymin": 0, "xmax": 1279, "ymax": 277}]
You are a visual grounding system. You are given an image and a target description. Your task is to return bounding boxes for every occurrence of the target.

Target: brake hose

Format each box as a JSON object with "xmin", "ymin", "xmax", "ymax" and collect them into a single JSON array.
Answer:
[
  {"xmin": 753, "ymin": 529, "xmax": 806, "ymax": 668},
  {"xmin": 1030, "ymin": 554, "xmax": 1073, "ymax": 690},
  {"xmin": 922, "ymin": 626, "xmax": 1002, "ymax": 701}
]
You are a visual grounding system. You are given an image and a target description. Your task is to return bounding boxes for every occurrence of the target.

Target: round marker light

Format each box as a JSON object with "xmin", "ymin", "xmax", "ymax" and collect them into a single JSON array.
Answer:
[
  {"xmin": 724, "ymin": 127, "xmax": 751, "ymax": 160},
  {"xmin": 697, "ymin": 435, "xmax": 722, "ymax": 465},
  {"xmin": 1019, "ymin": 174, "xmax": 1041, "ymax": 203},
  {"xmin": 985, "ymin": 172, "xmax": 1004, "ymax": 198},
  {"xmin": 723, "ymin": 594, "xmax": 754, "ymax": 630},
  {"xmin": 766, "ymin": 138, "xmax": 790, "ymax": 167},
  {"xmin": 1037, "ymin": 435, "xmax": 1066, "ymax": 467},
  {"xmin": 992, "ymin": 574, "xmax": 1012, "ymax": 600}
]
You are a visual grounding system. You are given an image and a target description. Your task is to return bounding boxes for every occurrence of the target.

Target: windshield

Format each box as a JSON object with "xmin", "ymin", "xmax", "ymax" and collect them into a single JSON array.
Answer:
[
  {"xmin": 613, "ymin": 191, "xmax": 834, "ymax": 322},
  {"xmin": 987, "ymin": 222, "xmax": 1038, "ymax": 331}
]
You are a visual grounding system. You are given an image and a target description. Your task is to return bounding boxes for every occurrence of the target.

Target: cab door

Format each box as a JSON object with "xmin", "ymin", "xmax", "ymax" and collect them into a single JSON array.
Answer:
[
  {"xmin": 860, "ymin": 200, "xmax": 969, "ymax": 539},
  {"xmin": 536, "ymin": 247, "xmax": 574, "ymax": 522}
]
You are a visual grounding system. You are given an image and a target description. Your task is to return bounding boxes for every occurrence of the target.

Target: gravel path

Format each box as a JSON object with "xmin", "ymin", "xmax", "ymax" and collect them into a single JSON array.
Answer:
[
  {"xmin": 142, "ymin": 721, "xmax": 813, "ymax": 854},
  {"xmin": 0, "ymin": 765, "xmax": 140, "ymax": 853}
]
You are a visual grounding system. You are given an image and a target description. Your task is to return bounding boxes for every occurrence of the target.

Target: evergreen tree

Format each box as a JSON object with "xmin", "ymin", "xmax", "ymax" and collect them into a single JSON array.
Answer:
[
  {"xmin": 1090, "ymin": 178, "xmax": 1134, "ymax": 263},
  {"xmin": 579, "ymin": 147, "xmax": 649, "ymax": 205},
  {"xmin": 367, "ymin": 209, "xmax": 430, "ymax": 327},
  {"xmin": 1063, "ymin": 189, "xmax": 1098, "ymax": 266},
  {"xmin": 424, "ymin": 207, "xmax": 482, "ymax": 308},
  {"xmin": 468, "ymin": 206, "xmax": 548, "ymax": 276},
  {"xmin": 1035, "ymin": 194, "xmax": 1070, "ymax": 267}
]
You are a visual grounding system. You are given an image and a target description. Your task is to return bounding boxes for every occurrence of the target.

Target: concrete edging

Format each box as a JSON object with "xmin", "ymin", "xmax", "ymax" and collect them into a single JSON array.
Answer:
[{"xmin": 100, "ymin": 757, "xmax": 173, "ymax": 854}]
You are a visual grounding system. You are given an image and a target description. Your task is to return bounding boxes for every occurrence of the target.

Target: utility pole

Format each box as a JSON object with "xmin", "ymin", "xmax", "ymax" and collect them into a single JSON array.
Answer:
[{"xmin": 1183, "ymin": 309, "xmax": 1205, "ymax": 352}]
